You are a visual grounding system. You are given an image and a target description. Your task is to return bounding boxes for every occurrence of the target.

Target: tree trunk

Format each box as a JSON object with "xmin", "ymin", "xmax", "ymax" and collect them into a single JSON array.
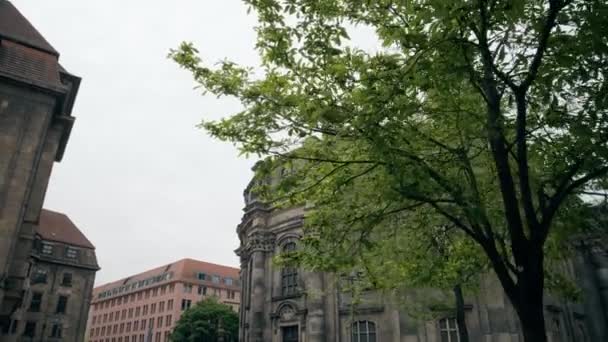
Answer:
[
  {"xmin": 516, "ymin": 297, "xmax": 548, "ymax": 342},
  {"xmin": 509, "ymin": 250, "xmax": 548, "ymax": 342},
  {"xmin": 453, "ymin": 284, "xmax": 469, "ymax": 342}
]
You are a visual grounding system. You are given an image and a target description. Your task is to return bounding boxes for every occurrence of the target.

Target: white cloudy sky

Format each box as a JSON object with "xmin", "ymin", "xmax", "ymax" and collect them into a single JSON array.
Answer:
[{"xmin": 15, "ymin": 0, "xmax": 261, "ymax": 285}]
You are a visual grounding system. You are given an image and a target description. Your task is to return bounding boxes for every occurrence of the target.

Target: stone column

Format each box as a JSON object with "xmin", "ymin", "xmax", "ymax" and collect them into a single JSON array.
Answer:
[
  {"xmin": 248, "ymin": 232, "xmax": 275, "ymax": 342},
  {"xmin": 305, "ymin": 271, "xmax": 326, "ymax": 342}
]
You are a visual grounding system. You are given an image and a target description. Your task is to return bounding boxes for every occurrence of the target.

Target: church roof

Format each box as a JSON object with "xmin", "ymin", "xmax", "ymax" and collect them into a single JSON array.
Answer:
[{"xmin": 37, "ymin": 209, "xmax": 95, "ymax": 249}]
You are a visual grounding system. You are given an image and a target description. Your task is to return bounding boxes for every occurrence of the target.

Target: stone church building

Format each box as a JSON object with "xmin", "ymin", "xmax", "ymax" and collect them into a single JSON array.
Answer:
[{"xmin": 236, "ymin": 171, "xmax": 608, "ymax": 342}]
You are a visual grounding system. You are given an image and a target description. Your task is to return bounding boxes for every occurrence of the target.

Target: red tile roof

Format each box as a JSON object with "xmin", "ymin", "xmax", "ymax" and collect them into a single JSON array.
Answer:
[
  {"xmin": 0, "ymin": 0, "xmax": 58, "ymax": 55},
  {"xmin": 93, "ymin": 258, "xmax": 240, "ymax": 295},
  {"xmin": 37, "ymin": 209, "xmax": 95, "ymax": 249}
]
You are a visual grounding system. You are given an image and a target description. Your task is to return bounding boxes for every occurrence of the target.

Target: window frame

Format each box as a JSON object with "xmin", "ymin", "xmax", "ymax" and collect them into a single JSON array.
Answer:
[
  {"xmin": 56, "ymin": 295, "xmax": 69, "ymax": 314},
  {"xmin": 281, "ymin": 242, "xmax": 298, "ymax": 296},
  {"xmin": 65, "ymin": 247, "xmax": 79, "ymax": 259},
  {"xmin": 439, "ymin": 317, "xmax": 460, "ymax": 342},
  {"xmin": 351, "ymin": 320, "xmax": 377, "ymax": 342},
  {"xmin": 29, "ymin": 292, "xmax": 43, "ymax": 312}
]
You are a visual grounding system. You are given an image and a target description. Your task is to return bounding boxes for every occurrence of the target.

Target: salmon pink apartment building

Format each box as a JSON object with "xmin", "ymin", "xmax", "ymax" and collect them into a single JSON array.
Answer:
[{"xmin": 87, "ymin": 258, "xmax": 240, "ymax": 342}]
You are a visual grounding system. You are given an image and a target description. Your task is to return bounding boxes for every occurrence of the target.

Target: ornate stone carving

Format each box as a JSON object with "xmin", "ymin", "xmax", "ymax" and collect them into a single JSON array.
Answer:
[
  {"xmin": 280, "ymin": 305, "xmax": 296, "ymax": 321},
  {"xmin": 236, "ymin": 232, "xmax": 276, "ymax": 260}
]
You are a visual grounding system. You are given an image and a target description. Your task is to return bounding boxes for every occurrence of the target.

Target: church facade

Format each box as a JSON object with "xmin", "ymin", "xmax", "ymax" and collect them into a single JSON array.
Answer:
[{"xmin": 235, "ymin": 173, "xmax": 608, "ymax": 342}]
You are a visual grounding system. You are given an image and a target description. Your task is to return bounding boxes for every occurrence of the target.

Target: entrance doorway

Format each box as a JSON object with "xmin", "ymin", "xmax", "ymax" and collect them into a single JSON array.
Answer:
[{"xmin": 282, "ymin": 325, "xmax": 299, "ymax": 342}]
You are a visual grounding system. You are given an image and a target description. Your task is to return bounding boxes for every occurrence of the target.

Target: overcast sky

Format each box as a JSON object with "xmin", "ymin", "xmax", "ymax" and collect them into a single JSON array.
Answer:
[{"xmin": 14, "ymin": 0, "xmax": 260, "ymax": 285}]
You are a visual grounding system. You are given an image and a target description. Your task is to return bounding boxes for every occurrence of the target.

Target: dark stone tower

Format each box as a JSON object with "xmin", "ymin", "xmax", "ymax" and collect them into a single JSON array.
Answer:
[{"xmin": 0, "ymin": 0, "xmax": 81, "ymax": 331}]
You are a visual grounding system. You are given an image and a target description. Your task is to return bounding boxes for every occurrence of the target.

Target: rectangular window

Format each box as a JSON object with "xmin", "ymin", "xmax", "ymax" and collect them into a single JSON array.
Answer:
[
  {"xmin": 122, "ymin": 309, "xmax": 126, "ymax": 319},
  {"xmin": 129, "ymin": 308, "xmax": 134, "ymax": 318},
  {"xmin": 197, "ymin": 272, "xmax": 206, "ymax": 280},
  {"xmin": 160, "ymin": 285, "xmax": 166, "ymax": 295},
  {"xmin": 224, "ymin": 277, "xmax": 233, "ymax": 286},
  {"xmin": 153, "ymin": 288, "xmax": 158, "ymax": 297},
  {"xmin": 183, "ymin": 284, "xmax": 192, "ymax": 293},
  {"xmin": 149, "ymin": 318, "xmax": 154, "ymax": 329},
  {"xmin": 120, "ymin": 323, "xmax": 124, "ymax": 333},
  {"xmin": 127, "ymin": 322, "xmax": 132, "ymax": 332},
  {"xmin": 151, "ymin": 303, "xmax": 156, "ymax": 314},
  {"xmin": 155, "ymin": 331, "xmax": 161, "ymax": 342},
  {"xmin": 56, "ymin": 295, "xmax": 68, "ymax": 314},
  {"xmin": 24, "ymin": 321, "xmax": 36, "ymax": 337},
  {"xmin": 29, "ymin": 292, "xmax": 42, "ymax": 312},
  {"xmin": 167, "ymin": 299, "xmax": 173, "ymax": 310},
  {"xmin": 143, "ymin": 305, "xmax": 148, "ymax": 315},
  {"xmin": 42, "ymin": 243, "xmax": 53, "ymax": 255},
  {"xmin": 166, "ymin": 315, "xmax": 172, "ymax": 327},
  {"xmin": 198, "ymin": 285, "xmax": 207, "ymax": 295},
  {"xmin": 157, "ymin": 316, "xmax": 163, "ymax": 327},
  {"xmin": 439, "ymin": 317, "xmax": 460, "ymax": 342},
  {"xmin": 61, "ymin": 273, "xmax": 73, "ymax": 287},
  {"xmin": 134, "ymin": 320, "xmax": 139, "ymax": 331},
  {"xmin": 66, "ymin": 247, "xmax": 79, "ymax": 259},
  {"xmin": 32, "ymin": 269, "xmax": 47, "ymax": 284},
  {"xmin": 212, "ymin": 275, "xmax": 220, "ymax": 283},
  {"xmin": 169, "ymin": 284, "xmax": 175, "ymax": 293},
  {"xmin": 135, "ymin": 307, "xmax": 141, "ymax": 317},
  {"xmin": 159, "ymin": 301, "xmax": 165, "ymax": 312},
  {"xmin": 141, "ymin": 319, "xmax": 146, "ymax": 330},
  {"xmin": 181, "ymin": 299, "xmax": 192, "ymax": 311}
]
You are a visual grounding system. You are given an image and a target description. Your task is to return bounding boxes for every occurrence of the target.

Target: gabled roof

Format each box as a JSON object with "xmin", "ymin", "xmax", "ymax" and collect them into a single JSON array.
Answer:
[
  {"xmin": 0, "ymin": 0, "xmax": 58, "ymax": 55},
  {"xmin": 37, "ymin": 209, "xmax": 95, "ymax": 249}
]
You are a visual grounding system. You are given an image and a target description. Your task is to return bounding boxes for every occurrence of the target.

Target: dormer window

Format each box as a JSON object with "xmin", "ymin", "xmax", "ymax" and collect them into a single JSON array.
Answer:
[
  {"xmin": 66, "ymin": 247, "xmax": 78, "ymax": 259},
  {"xmin": 212, "ymin": 275, "xmax": 220, "ymax": 283},
  {"xmin": 42, "ymin": 243, "xmax": 53, "ymax": 255}
]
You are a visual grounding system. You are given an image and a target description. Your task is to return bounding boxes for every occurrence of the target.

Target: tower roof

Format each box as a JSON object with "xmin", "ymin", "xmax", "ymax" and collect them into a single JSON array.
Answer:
[{"xmin": 0, "ymin": 0, "xmax": 58, "ymax": 55}]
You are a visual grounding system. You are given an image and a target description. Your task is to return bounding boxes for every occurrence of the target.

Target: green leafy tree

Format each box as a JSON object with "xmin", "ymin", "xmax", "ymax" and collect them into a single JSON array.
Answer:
[
  {"xmin": 170, "ymin": 0, "xmax": 608, "ymax": 341},
  {"xmin": 171, "ymin": 298, "xmax": 238, "ymax": 342}
]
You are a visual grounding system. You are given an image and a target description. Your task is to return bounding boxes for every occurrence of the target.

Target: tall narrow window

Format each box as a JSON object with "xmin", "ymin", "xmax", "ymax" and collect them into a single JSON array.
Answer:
[
  {"xmin": 23, "ymin": 321, "xmax": 36, "ymax": 337},
  {"xmin": 50, "ymin": 324, "xmax": 62, "ymax": 338},
  {"xmin": 29, "ymin": 292, "xmax": 42, "ymax": 312},
  {"xmin": 282, "ymin": 325, "xmax": 299, "ymax": 342},
  {"xmin": 439, "ymin": 318, "xmax": 459, "ymax": 342},
  {"xmin": 352, "ymin": 321, "xmax": 376, "ymax": 342},
  {"xmin": 61, "ymin": 273, "xmax": 73, "ymax": 287},
  {"xmin": 281, "ymin": 242, "xmax": 298, "ymax": 296},
  {"xmin": 56, "ymin": 296, "xmax": 68, "ymax": 314}
]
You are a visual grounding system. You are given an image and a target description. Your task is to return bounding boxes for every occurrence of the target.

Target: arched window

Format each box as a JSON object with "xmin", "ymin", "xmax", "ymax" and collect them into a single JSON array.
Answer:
[
  {"xmin": 439, "ymin": 318, "xmax": 459, "ymax": 342},
  {"xmin": 281, "ymin": 242, "xmax": 298, "ymax": 296},
  {"xmin": 351, "ymin": 320, "xmax": 376, "ymax": 342}
]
